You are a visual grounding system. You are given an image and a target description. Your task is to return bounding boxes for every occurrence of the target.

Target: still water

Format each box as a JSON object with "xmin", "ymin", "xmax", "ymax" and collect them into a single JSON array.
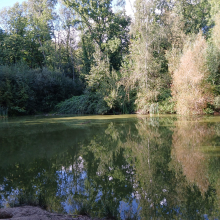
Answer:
[{"xmin": 0, "ymin": 114, "xmax": 220, "ymax": 219}]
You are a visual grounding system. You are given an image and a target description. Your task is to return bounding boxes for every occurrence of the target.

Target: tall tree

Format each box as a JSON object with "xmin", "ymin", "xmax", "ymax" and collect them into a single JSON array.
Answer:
[
  {"xmin": 57, "ymin": 2, "xmax": 77, "ymax": 79},
  {"xmin": 63, "ymin": 0, "xmax": 130, "ymax": 70},
  {"xmin": 173, "ymin": 0, "xmax": 211, "ymax": 35},
  {"xmin": 0, "ymin": 0, "xmax": 58, "ymax": 67},
  {"xmin": 0, "ymin": 3, "xmax": 29, "ymax": 65},
  {"xmin": 127, "ymin": 0, "xmax": 172, "ymax": 113},
  {"xmin": 208, "ymin": 0, "xmax": 220, "ymax": 20}
]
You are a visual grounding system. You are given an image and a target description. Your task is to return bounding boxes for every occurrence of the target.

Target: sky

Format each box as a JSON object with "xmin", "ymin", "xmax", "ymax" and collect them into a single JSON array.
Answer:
[
  {"xmin": 0, "ymin": 0, "xmax": 25, "ymax": 9},
  {"xmin": 0, "ymin": 0, "xmax": 134, "ymax": 16}
]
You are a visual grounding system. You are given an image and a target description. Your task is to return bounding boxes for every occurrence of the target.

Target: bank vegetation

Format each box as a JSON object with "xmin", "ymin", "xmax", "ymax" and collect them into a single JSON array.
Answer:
[{"xmin": 0, "ymin": 0, "xmax": 220, "ymax": 116}]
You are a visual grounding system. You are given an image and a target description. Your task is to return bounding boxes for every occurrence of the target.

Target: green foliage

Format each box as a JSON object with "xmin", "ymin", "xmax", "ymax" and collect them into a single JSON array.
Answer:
[
  {"xmin": 1, "ymin": 0, "xmax": 220, "ymax": 116},
  {"xmin": 206, "ymin": 13, "xmax": 220, "ymax": 97},
  {"xmin": 214, "ymin": 96, "xmax": 220, "ymax": 109},
  {"xmin": 159, "ymin": 97, "xmax": 176, "ymax": 114},
  {"xmin": 126, "ymin": 0, "xmax": 173, "ymax": 114},
  {"xmin": 64, "ymin": 0, "xmax": 131, "ymax": 71},
  {"xmin": 0, "ymin": 65, "xmax": 82, "ymax": 115},
  {"xmin": 86, "ymin": 47, "xmax": 121, "ymax": 110},
  {"xmin": 55, "ymin": 93, "xmax": 108, "ymax": 115},
  {"xmin": 157, "ymin": 88, "xmax": 172, "ymax": 102},
  {"xmin": 206, "ymin": 43, "xmax": 220, "ymax": 89},
  {"xmin": 208, "ymin": 0, "xmax": 220, "ymax": 21},
  {"xmin": 0, "ymin": 106, "xmax": 8, "ymax": 117},
  {"xmin": 82, "ymin": 46, "xmax": 135, "ymax": 114},
  {"xmin": 0, "ymin": 0, "xmax": 56, "ymax": 68},
  {"xmin": 203, "ymin": 107, "xmax": 214, "ymax": 114},
  {"xmin": 174, "ymin": 0, "xmax": 211, "ymax": 35}
]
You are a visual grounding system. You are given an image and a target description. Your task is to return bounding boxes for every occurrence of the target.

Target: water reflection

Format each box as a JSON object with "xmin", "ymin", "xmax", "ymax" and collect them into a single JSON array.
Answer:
[{"xmin": 1, "ymin": 115, "xmax": 220, "ymax": 219}]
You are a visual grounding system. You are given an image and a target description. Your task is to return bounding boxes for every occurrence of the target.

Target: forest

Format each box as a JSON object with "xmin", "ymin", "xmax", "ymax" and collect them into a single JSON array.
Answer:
[{"xmin": 0, "ymin": 0, "xmax": 220, "ymax": 116}]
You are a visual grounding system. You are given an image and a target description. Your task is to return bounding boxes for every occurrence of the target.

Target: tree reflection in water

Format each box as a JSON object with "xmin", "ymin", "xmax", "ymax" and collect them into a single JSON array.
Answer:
[{"xmin": 1, "ymin": 115, "xmax": 220, "ymax": 219}]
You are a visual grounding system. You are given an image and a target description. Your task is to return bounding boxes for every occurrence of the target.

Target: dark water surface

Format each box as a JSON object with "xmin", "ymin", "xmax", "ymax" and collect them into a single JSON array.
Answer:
[{"xmin": 1, "ymin": 114, "xmax": 220, "ymax": 219}]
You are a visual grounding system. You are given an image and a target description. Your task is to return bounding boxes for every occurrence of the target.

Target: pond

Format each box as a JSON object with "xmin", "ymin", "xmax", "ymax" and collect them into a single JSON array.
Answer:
[{"xmin": 0, "ymin": 114, "xmax": 220, "ymax": 219}]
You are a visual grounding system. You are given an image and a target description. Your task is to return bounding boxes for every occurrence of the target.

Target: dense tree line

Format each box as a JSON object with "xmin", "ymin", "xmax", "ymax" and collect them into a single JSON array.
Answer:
[{"xmin": 0, "ymin": 0, "xmax": 220, "ymax": 115}]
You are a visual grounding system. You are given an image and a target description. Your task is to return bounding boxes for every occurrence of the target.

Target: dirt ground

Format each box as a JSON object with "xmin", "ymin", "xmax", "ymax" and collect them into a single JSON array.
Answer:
[{"xmin": 0, "ymin": 206, "xmax": 95, "ymax": 220}]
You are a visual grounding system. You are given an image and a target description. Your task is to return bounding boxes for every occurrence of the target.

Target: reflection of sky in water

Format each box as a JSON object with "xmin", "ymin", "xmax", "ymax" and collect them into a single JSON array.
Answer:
[
  {"xmin": 1, "ymin": 115, "xmax": 220, "ymax": 219},
  {"xmin": 57, "ymin": 159, "xmax": 140, "ymax": 220},
  {"xmin": 0, "ymin": 187, "xmax": 20, "ymax": 208},
  {"xmin": 119, "ymin": 198, "xmax": 140, "ymax": 219},
  {"xmin": 0, "ymin": 160, "xmax": 214, "ymax": 219},
  {"xmin": 0, "ymin": 153, "xmax": 140, "ymax": 219}
]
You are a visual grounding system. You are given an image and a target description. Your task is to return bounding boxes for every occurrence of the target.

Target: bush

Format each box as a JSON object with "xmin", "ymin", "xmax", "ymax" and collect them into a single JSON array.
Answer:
[
  {"xmin": 159, "ymin": 97, "xmax": 176, "ymax": 114},
  {"xmin": 171, "ymin": 33, "xmax": 213, "ymax": 115},
  {"xmin": 0, "ymin": 65, "xmax": 83, "ymax": 115},
  {"xmin": 55, "ymin": 92, "xmax": 109, "ymax": 115}
]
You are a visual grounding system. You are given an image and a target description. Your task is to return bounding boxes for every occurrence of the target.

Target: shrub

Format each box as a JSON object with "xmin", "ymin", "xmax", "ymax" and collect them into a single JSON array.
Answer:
[
  {"xmin": 171, "ymin": 33, "xmax": 213, "ymax": 115},
  {"xmin": 0, "ymin": 65, "xmax": 83, "ymax": 115},
  {"xmin": 55, "ymin": 92, "xmax": 109, "ymax": 115},
  {"xmin": 159, "ymin": 97, "xmax": 176, "ymax": 114}
]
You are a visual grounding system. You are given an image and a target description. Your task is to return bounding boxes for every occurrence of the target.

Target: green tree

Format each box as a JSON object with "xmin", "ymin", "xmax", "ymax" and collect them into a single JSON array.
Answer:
[
  {"xmin": 0, "ymin": 2, "xmax": 27, "ymax": 35},
  {"xmin": 173, "ymin": 0, "xmax": 211, "ymax": 35},
  {"xmin": 208, "ymin": 0, "xmax": 220, "ymax": 20},
  {"xmin": 25, "ymin": 0, "xmax": 57, "ymax": 66},
  {"xmin": 0, "ymin": 0, "xmax": 55, "ymax": 67},
  {"xmin": 126, "ymin": 0, "xmax": 172, "ymax": 113},
  {"xmin": 55, "ymin": 2, "xmax": 77, "ymax": 79},
  {"xmin": 63, "ymin": 0, "xmax": 130, "ymax": 70}
]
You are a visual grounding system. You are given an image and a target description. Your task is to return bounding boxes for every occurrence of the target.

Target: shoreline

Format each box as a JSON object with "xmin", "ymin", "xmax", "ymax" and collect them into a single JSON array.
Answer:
[{"xmin": 0, "ymin": 206, "xmax": 102, "ymax": 220}]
